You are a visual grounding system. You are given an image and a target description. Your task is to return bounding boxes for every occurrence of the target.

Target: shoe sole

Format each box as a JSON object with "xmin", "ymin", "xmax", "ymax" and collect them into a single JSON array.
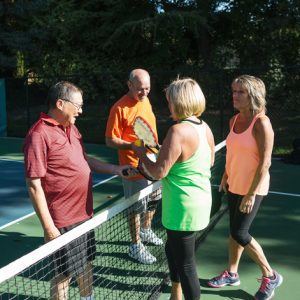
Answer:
[
  {"xmin": 140, "ymin": 235, "xmax": 163, "ymax": 245},
  {"xmin": 140, "ymin": 238, "xmax": 163, "ymax": 246},
  {"xmin": 128, "ymin": 252, "xmax": 157, "ymax": 264},
  {"xmin": 207, "ymin": 280, "xmax": 240, "ymax": 288}
]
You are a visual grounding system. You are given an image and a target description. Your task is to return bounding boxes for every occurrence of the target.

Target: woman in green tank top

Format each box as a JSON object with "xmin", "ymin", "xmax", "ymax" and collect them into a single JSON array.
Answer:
[{"xmin": 133, "ymin": 78, "xmax": 215, "ymax": 300}]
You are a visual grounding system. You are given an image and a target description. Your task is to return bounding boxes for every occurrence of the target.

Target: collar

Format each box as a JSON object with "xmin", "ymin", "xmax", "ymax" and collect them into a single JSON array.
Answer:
[
  {"xmin": 40, "ymin": 112, "xmax": 71, "ymax": 137},
  {"xmin": 40, "ymin": 112, "xmax": 60, "ymax": 126}
]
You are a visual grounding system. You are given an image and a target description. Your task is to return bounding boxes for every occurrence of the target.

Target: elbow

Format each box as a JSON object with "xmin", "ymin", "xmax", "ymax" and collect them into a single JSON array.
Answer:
[
  {"xmin": 106, "ymin": 137, "xmax": 117, "ymax": 149},
  {"xmin": 153, "ymin": 168, "xmax": 168, "ymax": 180},
  {"xmin": 261, "ymin": 159, "xmax": 271, "ymax": 173},
  {"xmin": 105, "ymin": 137, "xmax": 111, "ymax": 147}
]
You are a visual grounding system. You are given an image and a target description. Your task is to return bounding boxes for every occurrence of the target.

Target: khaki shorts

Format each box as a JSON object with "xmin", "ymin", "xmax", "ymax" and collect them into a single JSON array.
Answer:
[{"xmin": 122, "ymin": 178, "xmax": 161, "ymax": 213}]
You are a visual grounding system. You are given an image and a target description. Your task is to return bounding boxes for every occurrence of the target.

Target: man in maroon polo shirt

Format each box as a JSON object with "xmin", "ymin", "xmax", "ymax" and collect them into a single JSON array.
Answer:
[{"xmin": 23, "ymin": 81, "xmax": 131, "ymax": 300}]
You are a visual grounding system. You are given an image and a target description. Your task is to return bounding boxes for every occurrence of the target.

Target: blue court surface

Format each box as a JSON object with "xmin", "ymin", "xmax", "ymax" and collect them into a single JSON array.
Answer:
[{"xmin": 0, "ymin": 159, "xmax": 114, "ymax": 228}]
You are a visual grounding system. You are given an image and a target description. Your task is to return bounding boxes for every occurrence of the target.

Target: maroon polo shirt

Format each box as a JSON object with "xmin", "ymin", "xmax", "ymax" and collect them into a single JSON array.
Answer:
[{"xmin": 23, "ymin": 112, "xmax": 93, "ymax": 228}]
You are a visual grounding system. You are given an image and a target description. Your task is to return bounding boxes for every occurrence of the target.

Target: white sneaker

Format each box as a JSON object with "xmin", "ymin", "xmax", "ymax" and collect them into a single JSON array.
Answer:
[
  {"xmin": 128, "ymin": 242, "xmax": 157, "ymax": 264},
  {"xmin": 140, "ymin": 228, "xmax": 163, "ymax": 245}
]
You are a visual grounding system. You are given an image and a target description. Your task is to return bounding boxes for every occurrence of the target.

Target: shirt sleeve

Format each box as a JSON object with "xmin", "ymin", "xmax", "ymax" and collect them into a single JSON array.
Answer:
[
  {"xmin": 23, "ymin": 131, "xmax": 48, "ymax": 178},
  {"xmin": 105, "ymin": 105, "xmax": 123, "ymax": 139}
]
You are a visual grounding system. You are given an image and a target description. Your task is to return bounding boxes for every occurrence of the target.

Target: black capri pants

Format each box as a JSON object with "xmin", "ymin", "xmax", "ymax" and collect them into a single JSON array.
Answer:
[
  {"xmin": 228, "ymin": 191, "xmax": 264, "ymax": 247},
  {"xmin": 165, "ymin": 229, "xmax": 200, "ymax": 300}
]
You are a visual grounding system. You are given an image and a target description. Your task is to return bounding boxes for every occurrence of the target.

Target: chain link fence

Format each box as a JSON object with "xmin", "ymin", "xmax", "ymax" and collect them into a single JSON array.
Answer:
[{"xmin": 4, "ymin": 67, "xmax": 300, "ymax": 154}]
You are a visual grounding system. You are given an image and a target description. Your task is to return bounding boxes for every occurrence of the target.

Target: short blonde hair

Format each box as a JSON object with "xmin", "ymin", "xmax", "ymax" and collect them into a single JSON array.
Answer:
[
  {"xmin": 232, "ymin": 75, "xmax": 266, "ymax": 113},
  {"xmin": 165, "ymin": 78, "xmax": 206, "ymax": 119}
]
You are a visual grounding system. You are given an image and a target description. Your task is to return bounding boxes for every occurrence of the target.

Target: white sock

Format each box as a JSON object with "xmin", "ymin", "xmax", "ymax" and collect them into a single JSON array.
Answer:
[{"xmin": 81, "ymin": 295, "xmax": 93, "ymax": 300}]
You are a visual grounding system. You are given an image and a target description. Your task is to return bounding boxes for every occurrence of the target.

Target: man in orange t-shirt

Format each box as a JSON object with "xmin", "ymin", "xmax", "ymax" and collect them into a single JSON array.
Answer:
[{"xmin": 105, "ymin": 69, "xmax": 163, "ymax": 264}]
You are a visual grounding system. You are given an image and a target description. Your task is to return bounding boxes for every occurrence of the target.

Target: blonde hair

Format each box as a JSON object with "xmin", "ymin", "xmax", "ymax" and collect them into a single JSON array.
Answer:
[
  {"xmin": 165, "ymin": 78, "xmax": 206, "ymax": 119},
  {"xmin": 232, "ymin": 75, "xmax": 266, "ymax": 113}
]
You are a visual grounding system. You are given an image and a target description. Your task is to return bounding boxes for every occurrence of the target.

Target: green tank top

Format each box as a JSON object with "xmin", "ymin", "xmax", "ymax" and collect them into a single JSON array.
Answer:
[{"xmin": 161, "ymin": 121, "xmax": 212, "ymax": 231}]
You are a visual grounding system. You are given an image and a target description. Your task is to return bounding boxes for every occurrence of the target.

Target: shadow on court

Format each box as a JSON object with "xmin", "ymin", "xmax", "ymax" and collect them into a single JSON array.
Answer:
[
  {"xmin": 160, "ymin": 280, "xmax": 253, "ymax": 299},
  {"xmin": 0, "ymin": 231, "xmax": 43, "ymax": 267},
  {"xmin": 0, "ymin": 294, "xmax": 45, "ymax": 300},
  {"xmin": 200, "ymin": 288, "xmax": 253, "ymax": 300}
]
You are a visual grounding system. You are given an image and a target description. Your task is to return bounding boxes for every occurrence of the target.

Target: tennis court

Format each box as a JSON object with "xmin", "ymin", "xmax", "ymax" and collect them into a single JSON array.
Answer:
[{"xmin": 0, "ymin": 137, "xmax": 299, "ymax": 299}]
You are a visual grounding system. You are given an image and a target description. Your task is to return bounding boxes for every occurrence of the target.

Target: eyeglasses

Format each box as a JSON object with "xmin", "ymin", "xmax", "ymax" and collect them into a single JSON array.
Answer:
[{"xmin": 61, "ymin": 98, "xmax": 83, "ymax": 110}]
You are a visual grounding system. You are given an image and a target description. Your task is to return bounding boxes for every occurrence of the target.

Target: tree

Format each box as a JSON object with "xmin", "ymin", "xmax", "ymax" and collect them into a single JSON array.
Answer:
[{"xmin": 0, "ymin": 0, "xmax": 45, "ymax": 77}]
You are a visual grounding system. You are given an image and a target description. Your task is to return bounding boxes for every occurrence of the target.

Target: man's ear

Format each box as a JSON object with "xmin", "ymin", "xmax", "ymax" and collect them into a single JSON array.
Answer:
[
  {"xmin": 56, "ymin": 99, "xmax": 64, "ymax": 110},
  {"xmin": 127, "ymin": 80, "xmax": 132, "ymax": 90}
]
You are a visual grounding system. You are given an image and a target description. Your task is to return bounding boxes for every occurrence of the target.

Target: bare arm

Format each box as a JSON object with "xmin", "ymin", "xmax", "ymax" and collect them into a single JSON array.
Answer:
[
  {"xmin": 219, "ymin": 171, "xmax": 229, "ymax": 193},
  {"xmin": 248, "ymin": 116, "xmax": 274, "ymax": 195},
  {"xmin": 241, "ymin": 116, "xmax": 274, "ymax": 213},
  {"xmin": 219, "ymin": 117, "xmax": 234, "ymax": 193},
  {"xmin": 105, "ymin": 136, "xmax": 133, "ymax": 150},
  {"xmin": 86, "ymin": 156, "xmax": 136, "ymax": 177},
  {"xmin": 26, "ymin": 178, "xmax": 60, "ymax": 242},
  {"xmin": 205, "ymin": 123, "xmax": 215, "ymax": 166}
]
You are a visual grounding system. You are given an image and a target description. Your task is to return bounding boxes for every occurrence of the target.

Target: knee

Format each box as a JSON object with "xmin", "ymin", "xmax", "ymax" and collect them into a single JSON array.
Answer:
[
  {"xmin": 231, "ymin": 230, "xmax": 251, "ymax": 247},
  {"xmin": 147, "ymin": 200, "xmax": 158, "ymax": 211}
]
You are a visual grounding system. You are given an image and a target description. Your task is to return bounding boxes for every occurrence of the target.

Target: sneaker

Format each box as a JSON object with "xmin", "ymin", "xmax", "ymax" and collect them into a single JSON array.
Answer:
[
  {"xmin": 140, "ymin": 228, "xmax": 163, "ymax": 245},
  {"xmin": 254, "ymin": 271, "xmax": 283, "ymax": 300},
  {"xmin": 207, "ymin": 270, "xmax": 240, "ymax": 288},
  {"xmin": 128, "ymin": 242, "xmax": 157, "ymax": 264}
]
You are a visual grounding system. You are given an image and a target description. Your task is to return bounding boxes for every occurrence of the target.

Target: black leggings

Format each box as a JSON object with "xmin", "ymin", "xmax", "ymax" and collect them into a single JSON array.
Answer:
[
  {"xmin": 228, "ymin": 191, "xmax": 263, "ymax": 247},
  {"xmin": 165, "ymin": 229, "xmax": 200, "ymax": 300}
]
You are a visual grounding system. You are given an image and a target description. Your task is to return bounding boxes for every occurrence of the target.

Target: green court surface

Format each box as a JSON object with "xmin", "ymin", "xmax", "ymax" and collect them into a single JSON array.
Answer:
[
  {"xmin": 1, "ymin": 137, "xmax": 300, "ymax": 299},
  {"xmin": 158, "ymin": 160, "xmax": 300, "ymax": 300}
]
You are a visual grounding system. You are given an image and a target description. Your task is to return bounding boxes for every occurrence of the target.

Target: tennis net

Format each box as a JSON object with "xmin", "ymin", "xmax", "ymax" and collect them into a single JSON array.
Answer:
[{"xmin": 0, "ymin": 141, "xmax": 226, "ymax": 300}]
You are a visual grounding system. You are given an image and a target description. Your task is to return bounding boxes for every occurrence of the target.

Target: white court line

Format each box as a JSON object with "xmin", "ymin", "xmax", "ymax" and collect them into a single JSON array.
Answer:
[
  {"xmin": 92, "ymin": 175, "xmax": 118, "ymax": 188},
  {"xmin": 211, "ymin": 184, "xmax": 300, "ymax": 198},
  {"xmin": 0, "ymin": 176, "xmax": 120, "ymax": 231},
  {"xmin": 0, "ymin": 158, "xmax": 24, "ymax": 163},
  {"xmin": 0, "ymin": 212, "xmax": 36, "ymax": 231},
  {"xmin": 0, "ymin": 159, "xmax": 119, "ymax": 230},
  {"xmin": 268, "ymin": 190, "xmax": 300, "ymax": 197}
]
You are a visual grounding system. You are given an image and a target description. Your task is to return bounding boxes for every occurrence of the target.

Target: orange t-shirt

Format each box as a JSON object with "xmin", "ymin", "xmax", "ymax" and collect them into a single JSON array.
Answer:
[
  {"xmin": 105, "ymin": 94, "xmax": 157, "ymax": 180},
  {"xmin": 226, "ymin": 113, "xmax": 270, "ymax": 196}
]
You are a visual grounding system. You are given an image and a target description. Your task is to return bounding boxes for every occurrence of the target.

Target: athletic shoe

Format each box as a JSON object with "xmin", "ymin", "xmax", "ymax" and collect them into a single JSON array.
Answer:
[
  {"xmin": 140, "ymin": 228, "xmax": 163, "ymax": 245},
  {"xmin": 128, "ymin": 242, "xmax": 157, "ymax": 264},
  {"xmin": 254, "ymin": 270, "xmax": 283, "ymax": 300},
  {"xmin": 207, "ymin": 270, "xmax": 241, "ymax": 288}
]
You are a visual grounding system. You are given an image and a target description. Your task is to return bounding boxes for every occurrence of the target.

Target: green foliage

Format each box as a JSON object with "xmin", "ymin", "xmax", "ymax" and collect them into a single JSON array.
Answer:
[
  {"xmin": 0, "ymin": 0, "xmax": 45, "ymax": 76},
  {"xmin": 1, "ymin": 0, "xmax": 300, "ymax": 110}
]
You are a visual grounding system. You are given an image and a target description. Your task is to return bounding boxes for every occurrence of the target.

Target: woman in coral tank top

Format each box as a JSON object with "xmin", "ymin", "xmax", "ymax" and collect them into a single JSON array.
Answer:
[{"xmin": 208, "ymin": 75, "xmax": 283, "ymax": 300}]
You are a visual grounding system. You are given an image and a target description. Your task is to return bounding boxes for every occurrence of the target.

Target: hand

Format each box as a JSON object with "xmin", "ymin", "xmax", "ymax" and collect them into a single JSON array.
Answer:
[
  {"xmin": 239, "ymin": 195, "xmax": 255, "ymax": 214},
  {"xmin": 133, "ymin": 139, "xmax": 143, "ymax": 147},
  {"xmin": 119, "ymin": 165, "xmax": 139, "ymax": 177},
  {"xmin": 218, "ymin": 176, "xmax": 228, "ymax": 193},
  {"xmin": 131, "ymin": 140, "xmax": 147, "ymax": 158},
  {"xmin": 44, "ymin": 226, "xmax": 61, "ymax": 242}
]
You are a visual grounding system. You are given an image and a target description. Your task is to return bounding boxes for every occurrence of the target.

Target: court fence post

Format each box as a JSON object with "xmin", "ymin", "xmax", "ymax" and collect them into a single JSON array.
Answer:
[{"xmin": 0, "ymin": 79, "xmax": 7, "ymax": 137}]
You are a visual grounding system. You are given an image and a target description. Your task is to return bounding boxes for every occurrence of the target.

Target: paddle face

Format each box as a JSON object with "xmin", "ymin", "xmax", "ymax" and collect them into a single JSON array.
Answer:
[
  {"xmin": 133, "ymin": 116, "xmax": 158, "ymax": 149},
  {"xmin": 137, "ymin": 153, "xmax": 157, "ymax": 181}
]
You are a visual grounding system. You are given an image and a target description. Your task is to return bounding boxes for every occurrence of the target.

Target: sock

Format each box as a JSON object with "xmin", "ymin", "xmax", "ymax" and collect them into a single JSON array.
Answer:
[
  {"xmin": 228, "ymin": 271, "xmax": 237, "ymax": 277},
  {"xmin": 268, "ymin": 272, "xmax": 276, "ymax": 280},
  {"xmin": 81, "ymin": 295, "xmax": 93, "ymax": 300}
]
